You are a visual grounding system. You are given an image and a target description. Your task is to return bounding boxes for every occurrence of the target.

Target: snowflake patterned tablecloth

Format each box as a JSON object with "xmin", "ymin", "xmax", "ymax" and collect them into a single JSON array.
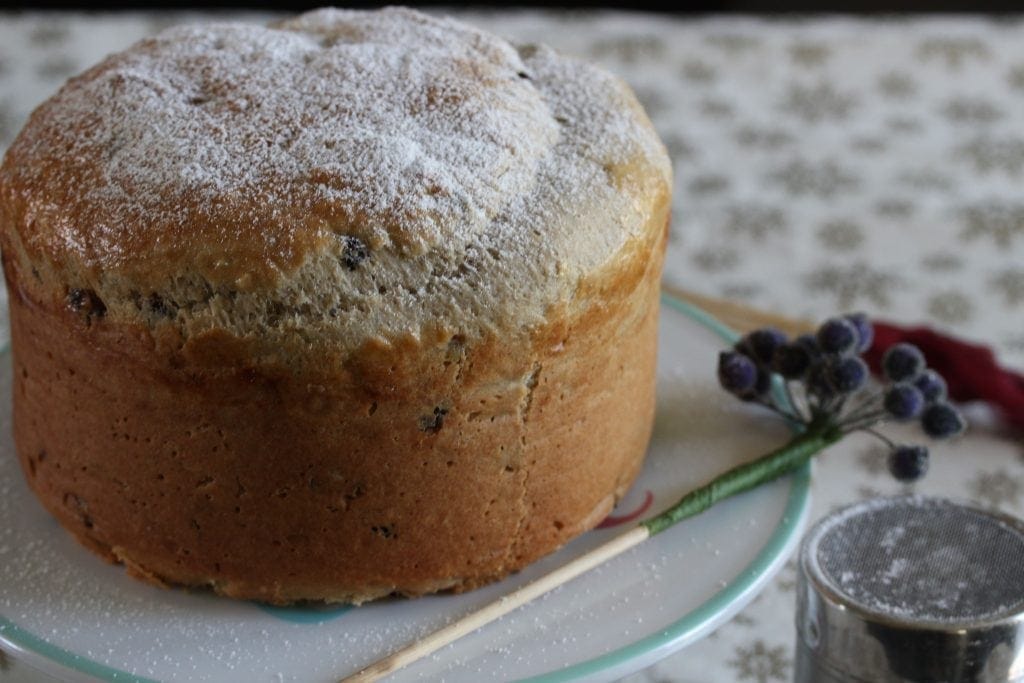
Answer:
[{"xmin": 1, "ymin": 11, "xmax": 1023, "ymax": 683}]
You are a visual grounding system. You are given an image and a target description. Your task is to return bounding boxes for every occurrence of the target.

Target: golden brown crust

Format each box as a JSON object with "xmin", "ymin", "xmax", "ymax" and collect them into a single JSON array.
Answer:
[{"xmin": 6, "ymin": 205, "xmax": 666, "ymax": 603}]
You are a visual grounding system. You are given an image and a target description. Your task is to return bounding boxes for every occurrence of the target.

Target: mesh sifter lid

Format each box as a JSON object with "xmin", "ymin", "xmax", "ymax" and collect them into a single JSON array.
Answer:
[
  {"xmin": 807, "ymin": 496, "xmax": 1024, "ymax": 626},
  {"xmin": 797, "ymin": 496, "xmax": 1024, "ymax": 683}
]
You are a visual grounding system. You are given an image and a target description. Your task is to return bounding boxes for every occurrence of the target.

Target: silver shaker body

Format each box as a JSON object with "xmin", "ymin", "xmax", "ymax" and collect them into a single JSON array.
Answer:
[{"xmin": 795, "ymin": 496, "xmax": 1024, "ymax": 683}]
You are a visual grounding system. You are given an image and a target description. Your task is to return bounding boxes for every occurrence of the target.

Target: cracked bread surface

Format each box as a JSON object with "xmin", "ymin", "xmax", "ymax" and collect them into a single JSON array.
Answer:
[{"xmin": 0, "ymin": 7, "xmax": 671, "ymax": 603}]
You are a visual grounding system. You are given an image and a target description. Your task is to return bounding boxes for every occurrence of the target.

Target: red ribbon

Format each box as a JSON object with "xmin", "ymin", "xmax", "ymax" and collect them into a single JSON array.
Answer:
[{"xmin": 865, "ymin": 321, "xmax": 1024, "ymax": 432}]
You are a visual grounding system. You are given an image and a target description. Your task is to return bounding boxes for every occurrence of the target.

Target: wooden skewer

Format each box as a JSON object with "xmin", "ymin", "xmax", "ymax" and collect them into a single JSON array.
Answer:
[
  {"xmin": 661, "ymin": 284, "xmax": 814, "ymax": 337},
  {"xmin": 341, "ymin": 526, "xmax": 649, "ymax": 682},
  {"xmin": 340, "ymin": 287, "xmax": 814, "ymax": 683}
]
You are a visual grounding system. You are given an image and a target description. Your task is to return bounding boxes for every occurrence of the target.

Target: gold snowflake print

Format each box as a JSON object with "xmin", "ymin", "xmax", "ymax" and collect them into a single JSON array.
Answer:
[
  {"xmin": 920, "ymin": 252, "xmax": 963, "ymax": 272},
  {"xmin": 990, "ymin": 268, "xmax": 1024, "ymax": 306},
  {"xmin": 775, "ymin": 559, "xmax": 798, "ymax": 593},
  {"xmin": 899, "ymin": 170, "xmax": 953, "ymax": 191},
  {"xmin": 961, "ymin": 203, "xmax": 1024, "ymax": 248},
  {"xmin": 1009, "ymin": 64, "xmax": 1024, "ymax": 91},
  {"xmin": 588, "ymin": 35, "xmax": 666, "ymax": 64},
  {"xmin": 704, "ymin": 33, "xmax": 763, "ymax": 54},
  {"xmin": 878, "ymin": 71, "xmax": 918, "ymax": 98},
  {"xmin": 968, "ymin": 469, "xmax": 1023, "ymax": 511},
  {"xmin": 958, "ymin": 137, "xmax": 1024, "ymax": 175},
  {"xmin": 734, "ymin": 126, "xmax": 794, "ymax": 149},
  {"xmin": 805, "ymin": 261, "xmax": 902, "ymax": 309},
  {"xmin": 780, "ymin": 82, "xmax": 857, "ymax": 123},
  {"xmin": 927, "ymin": 290, "xmax": 974, "ymax": 325},
  {"xmin": 719, "ymin": 282, "xmax": 761, "ymax": 301},
  {"xmin": 858, "ymin": 485, "xmax": 887, "ymax": 501},
  {"xmin": 727, "ymin": 599, "xmax": 762, "ymax": 628},
  {"xmin": 789, "ymin": 41, "xmax": 830, "ymax": 67},
  {"xmin": 732, "ymin": 612, "xmax": 757, "ymax": 627},
  {"xmin": 692, "ymin": 246, "xmax": 740, "ymax": 272},
  {"xmin": 817, "ymin": 219, "xmax": 864, "ymax": 251},
  {"xmin": 700, "ymin": 98, "xmax": 735, "ymax": 120},
  {"xmin": 769, "ymin": 159, "xmax": 858, "ymax": 198},
  {"xmin": 875, "ymin": 198, "xmax": 916, "ymax": 219},
  {"xmin": 728, "ymin": 640, "xmax": 791, "ymax": 682},
  {"xmin": 29, "ymin": 21, "xmax": 71, "ymax": 46},
  {"xmin": 850, "ymin": 136, "xmax": 887, "ymax": 154},
  {"xmin": 722, "ymin": 204, "xmax": 788, "ymax": 241},
  {"xmin": 857, "ymin": 445, "xmax": 890, "ymax": 477},
  {"xmin": 943, "ymin": 97, "xmax": 1003, "ymax": 124},
  {"xmin": 887, "ymin": 116, "xmax": 925, "ymax": 134},
  {"xmin": 688, "ymin": 174, "xmax": 730, "ymax": 196},
  {"xmin": 680, "ymin": 59, "xmax": 716, "ymax": 83},
  {"xmin": 917, "ymin": 37, "xmax": 990, "ymax": 69}
]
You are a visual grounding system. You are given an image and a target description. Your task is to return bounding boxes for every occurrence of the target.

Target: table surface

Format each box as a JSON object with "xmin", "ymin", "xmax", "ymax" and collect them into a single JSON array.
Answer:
[{"xmin": 0, "ymin": 11, "xmax": 1022, "ymax": 683}]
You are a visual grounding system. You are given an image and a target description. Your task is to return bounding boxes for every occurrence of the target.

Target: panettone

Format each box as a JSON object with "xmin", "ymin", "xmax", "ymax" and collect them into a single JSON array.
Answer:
[{"xmin": 0, "ymin": 7, "xmax": 672, "ymax": 604}]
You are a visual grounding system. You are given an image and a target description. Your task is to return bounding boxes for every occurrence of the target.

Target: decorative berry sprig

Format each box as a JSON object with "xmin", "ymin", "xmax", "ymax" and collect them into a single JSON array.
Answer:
[
  {"xmin": 715, "ymin": 313, "xmax": 965, "ymax": 485},
  {"xmin": 638, "ymin": 312, "xmax": 966, "ymax": 537}
]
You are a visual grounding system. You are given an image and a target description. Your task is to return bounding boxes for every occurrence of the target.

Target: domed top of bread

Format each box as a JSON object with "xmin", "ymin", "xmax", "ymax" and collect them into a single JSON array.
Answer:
[{"xmin": 0, "ymin": 7, "xmax": 670, "ymax": 356}]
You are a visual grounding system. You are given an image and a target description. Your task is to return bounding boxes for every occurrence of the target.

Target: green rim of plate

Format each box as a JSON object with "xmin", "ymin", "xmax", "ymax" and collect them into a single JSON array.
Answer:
[
  {"xmin": 0, "ymin": 293, "xmax": 811, "ymax": 682},
  {"xmin": 0, "ymin": 616, "xmax": 159, "ymax": 683}
]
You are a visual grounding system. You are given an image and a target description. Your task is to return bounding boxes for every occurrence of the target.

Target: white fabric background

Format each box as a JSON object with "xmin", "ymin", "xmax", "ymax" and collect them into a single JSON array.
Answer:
[{"xmin": 1, "ymin": 12, "xmax": 1022, "ymax": 683}]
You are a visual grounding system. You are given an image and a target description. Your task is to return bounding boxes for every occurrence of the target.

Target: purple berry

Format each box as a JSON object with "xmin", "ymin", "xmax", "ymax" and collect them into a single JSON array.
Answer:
[
  {"xmin": 736, "ymin": 367, "xmax": 772, "ymax": 403},
  {"xmin": 734, "ymin": 337, "xmax": 755, "ymax": 359},
  {"xmin": 772, "ymin": 343, "xmax": 813, "ymax": 379},
  {"xmin": 845, "ymin": 312, "xmax": 874, "ymax": 353},
  {"xmin": 825, "ymin": 356, "xmax": 869, "ymax": 394},
  {"xmin": 718, "ymin": 351, "xmax": 758, "ymax": 394},
  {"xmin": 882, "ymin": 343, "xmax": 926, "ymax": 382},
  {"xmin": 921, "ymin": 402, "xmax": 966, "ymax": 439},
  {"xmin": 794, "ymin": 333, "xmax": 822, "ymax": 358},
  {"xmin": 884, "ymin": 384, "xmax": 925, "ymax": 421},
  {"xmin": 817, "ymin": 318, "xmax": 858, "ymax": 356},
  {"xmin": 914, "ymin": 369, "xmax": 948, "ymax": 404},
  {"xmin": 745, "ymin": 328, "xmax": 787, "ymax": 365},
  {"xmin": 756, "ymin": 367, "xmax": 772, "ymax": 394},
  {"xmin": 888, "ymin": 445, "xmax": 929, "ymax": 482},
  {"xmin": 806, "ymin": 361, "xmax": 835, "ymax": 401}
]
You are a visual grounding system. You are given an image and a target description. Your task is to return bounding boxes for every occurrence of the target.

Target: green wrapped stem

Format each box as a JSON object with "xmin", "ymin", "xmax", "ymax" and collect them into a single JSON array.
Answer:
[{"xmin": 642, "ymin": 416, "xmax": 843, "ymax": 536}]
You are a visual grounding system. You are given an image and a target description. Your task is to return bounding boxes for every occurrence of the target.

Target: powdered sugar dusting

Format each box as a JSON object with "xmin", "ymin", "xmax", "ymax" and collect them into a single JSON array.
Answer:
[
  {"xmin": 14, "ymin": 8, "xmax": 558, "ymax": 261},
  {"xmin": 2, "ymin": 8, "xmax": 669, "ymax": 347},
  {"xmin": 808, "ymin": 497, "xmax": 1024, "ymax": 623}
]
